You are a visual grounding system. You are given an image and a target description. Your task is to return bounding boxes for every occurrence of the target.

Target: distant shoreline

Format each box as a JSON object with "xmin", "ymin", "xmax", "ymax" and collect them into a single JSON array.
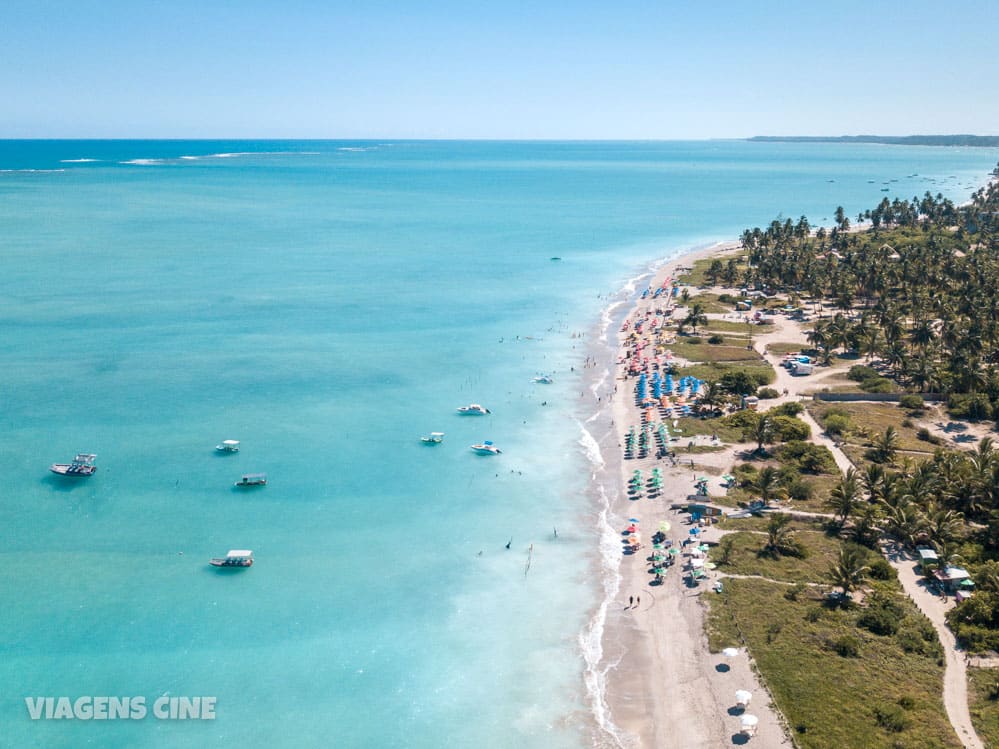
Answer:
[{"xmin": 748, "ymin": 134, "xmax": 999, "ymax": 147}]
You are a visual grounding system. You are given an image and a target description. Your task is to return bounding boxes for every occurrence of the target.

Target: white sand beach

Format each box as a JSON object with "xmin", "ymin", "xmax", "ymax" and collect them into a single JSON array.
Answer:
[{"xmin": 595, "ymin": 244, "xmax": 792, "ymax": 748}]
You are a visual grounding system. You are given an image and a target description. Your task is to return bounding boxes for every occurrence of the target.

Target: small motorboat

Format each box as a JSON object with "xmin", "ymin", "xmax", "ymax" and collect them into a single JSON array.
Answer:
[
  {"xmin": 210, "ymin": 550, "xmax": 253, "ymax": 568},
  {"xmin": 457, "ymin": 404, "xmax": 490, "ymax": 415},
  {"xmin": 421, "ymin": 432, "xmax": 445, "ymax": 444},
  {"xmin": 470, "ymin": 441, "xmax": 502, "ymax": 455},
  {"xmin": 215, "ymin": 440, "xmax": 240, "ymax": 453},
  {"xmin": 234, "ymin": 473, "xmax": 267, "ymax": 487},
  {"xmin": 533, "ymin": 375, "xmax": 554, "ymax": 384},
  {"xmin": 50, "ymin": 454, "xmax": 98, "ymax": 477}
]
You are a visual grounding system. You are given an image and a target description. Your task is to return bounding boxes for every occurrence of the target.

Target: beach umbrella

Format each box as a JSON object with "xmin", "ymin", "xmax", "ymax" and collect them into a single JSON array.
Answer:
[
  {"xmin": 689, "ymin": 528, "xmax": 700, "ymax": 535},
  {"xmin": 722, "ymin": 647, "xmax": 739, "ymax": 658},
  {"xmin": 668, "ymin": 547, "xmax": 680, "ymax": 556},
  {"xmin": 740, "ymin": 714, "xmax": 759, "ymax": 731},
  {"xmin": 698, "ymin": 544, "xmax": 709, "ymax": 551},
  {"xmin": 690, "ymin": 558, "xmax": 704, "ymax": 568},
  {"xmin": 735, "ymin": 690, "xmax": 752, "ymax": 706},
  {"xmin": 658, "ymin": 521, "xmax": 671, "ymax": 532},
  {"xmin": 705, "ymin": 562, "xmax": 717, "ymax": 570},
  {"xmin": 653, "ymin": 567, "xmax": 666, "ymax": 575},
  {"xmin": 960, "ymin": 579, "xmax": 975, "ymax": 588},
  {"xmin": 652, "ymin": 543, "xmax": 663, "ymax": 550},
  {"xmin": 628, "ymin": 518, "xmax": 640, "ymax": 523}
]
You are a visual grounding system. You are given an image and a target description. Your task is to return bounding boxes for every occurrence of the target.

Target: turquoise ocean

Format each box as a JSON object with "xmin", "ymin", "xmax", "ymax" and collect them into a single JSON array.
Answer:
[{"xmin": 1, "ymin": 140, "xmax": 996, "ymax": 748}]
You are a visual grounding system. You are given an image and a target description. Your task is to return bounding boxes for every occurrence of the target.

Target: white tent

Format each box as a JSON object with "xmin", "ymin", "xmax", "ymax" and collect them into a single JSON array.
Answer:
[{"xmin": 735, "ymin": 689, "xmax": 752, "ymax": 706}]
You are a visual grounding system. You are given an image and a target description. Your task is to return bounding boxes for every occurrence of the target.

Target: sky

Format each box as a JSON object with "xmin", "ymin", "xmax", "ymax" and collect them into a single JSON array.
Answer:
[{"xmin": 2, "ymin": 0, "xmax": 998, "ymax": 139}]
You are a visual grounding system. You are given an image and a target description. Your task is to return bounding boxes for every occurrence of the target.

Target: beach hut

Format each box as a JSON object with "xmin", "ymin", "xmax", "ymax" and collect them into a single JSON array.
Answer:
[{"xmin": 740, "ymin": 714, "xmax": 759, "ymax": 736}]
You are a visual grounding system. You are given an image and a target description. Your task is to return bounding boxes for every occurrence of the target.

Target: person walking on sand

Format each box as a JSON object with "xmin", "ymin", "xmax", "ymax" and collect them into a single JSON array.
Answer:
[
  {"xmin": 636, "ymin": 596, "xmax": 641, "ymax": 607},
  {"xmin": 629, "ymin": 595, "xmax": 634, "ymax": 607}
]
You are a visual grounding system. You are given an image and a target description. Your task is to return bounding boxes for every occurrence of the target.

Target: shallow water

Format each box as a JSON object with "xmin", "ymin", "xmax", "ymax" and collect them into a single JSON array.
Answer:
[{"xmin": 0, "ymin": 140, "xmax": 995, "ymax": 747}]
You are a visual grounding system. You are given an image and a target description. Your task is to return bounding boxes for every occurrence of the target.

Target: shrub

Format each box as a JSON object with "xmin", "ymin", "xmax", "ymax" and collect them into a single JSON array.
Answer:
[
  {"xmin": 898, "ymin": 394, "xmax": 924, "ymax": 410},
  {"xmin": 897, "ymin": 695, "xmax": 915, "ymax": 710},
  {"xmin": 858, "ymin": 606, "xmax": 900, "ymax": 636},
  {"xmin": 948, "ymin": 392, "xmax": 993, "ymax": 421},
  {"xmin": 901, "ymin": 417, "xmax": 914, "ymax": 428},
  {"xmin": 707, "ymin": 334, "xmax": 725, "ymax": 344},
  {"xmin": 873, "ymin": 704, "xmax": 911, "ymax": 733},
  {"xmin": 757, "ymin": 387, "xmax": 780, "ymax": 399},
  {"xmin": 916, "ymin": 427, "xmax": 942, "ymax": 445},
  {"xmin": 772, "ymin": 415, "xmax": 810, "ymax": 442},
  {"xmin": 861, "ymin": 377, "xmax": 896, "ymax": 393},
  {"xmin": 848, "ymin": 365, "xmax": 880, "ymax": 382},
  {"xmin": 785, "ymin": 479, "xmax": 813, "ymax": 501},
  {"xmin": 778, "ymin": 440, "xmax": 837, "ymax": 473},
  {"xmin": 834, "ymin": 635, "xmax": 861, "ymax": 657},
  {"xmin": 784, "ymin": 582, "xmax": 807, "ymax": 601},
  {"xmin": 824, "ymin": 414, "xmax": 851, "ymax": 436},
  {"xmin": 868, "ymin": 558, "xmax": 897, "ymax": 581},
  {"xmin": 804, "ymin": 607, "xmax": 822, "ymax": 622},
  {"xmin": 717, "ymin": 293, "xmax": 736, "ymax": 304},
  {"xmin": 772, "ymin": 401, "xmax": 804, "ymax": 416},
  {"xmin": 733, "ymin": 462, "xmax": 758, "ymax": 477},
  {"xmin": 686, "ymin": 335, "xmax": 703, "ymax": 345},
  {"xmin": 896, "ymin": 626, "xmax": 926, "ymax": 654}
]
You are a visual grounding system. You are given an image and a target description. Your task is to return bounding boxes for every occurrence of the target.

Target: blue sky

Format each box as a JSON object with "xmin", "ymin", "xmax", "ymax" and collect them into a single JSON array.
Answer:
[{"xmin": 2, "ymin": 0, "xmax": 997, "ymax": 138}]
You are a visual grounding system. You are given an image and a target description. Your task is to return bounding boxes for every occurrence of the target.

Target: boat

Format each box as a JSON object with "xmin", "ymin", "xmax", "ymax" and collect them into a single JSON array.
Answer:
[
  {"xmin": 457, "ymin": 404, "xmax": 490, "ymax": 415},
  {"xmin": 215, "ymin": 440, "xmax": 240, "ymax": 453},
  {"xmin": 209, "ymin": 550, "xmax": 253, "ymax": 568},
  {"xmin": 421, "ymin": 432, "xmax": 445, "ymax": 444},
  {"xmin": 234, "ymin": 473, "xmax": 267, "ymax": 487},
  {"xmin": 470, "ymin": 441, "xmax": 502, "ymax": 455},
  {"xmin": 533, "ymin": 375, "xmax": 554, "ymax": 384},
  {"xmin": 49, "ymin": 453, "xmax": 97, "ymax": 477}
]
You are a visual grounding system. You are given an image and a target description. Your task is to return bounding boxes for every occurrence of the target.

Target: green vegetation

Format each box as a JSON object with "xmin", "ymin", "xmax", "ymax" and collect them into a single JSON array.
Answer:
[
  {"xmin": 967, "ymin": 667, "xmax": 999, "ymax": 749},
  {"xmin": 706, "ymin": 579, "xmax": 955, "ymax": 748}
]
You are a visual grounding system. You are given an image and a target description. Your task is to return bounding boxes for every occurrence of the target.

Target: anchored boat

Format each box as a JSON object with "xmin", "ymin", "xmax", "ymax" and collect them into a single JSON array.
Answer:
[
  {"xmin": 215, "ymin": 440, "xmax": 240, "ymax": 453},
  {"xmin": 470, "ymin": 441, "xmax": 502, "ymax": 455},
  {"xmin": 234, "ymin": 473, "xmax": 267, "ymax": 487},
  {"xmin": 421, "ymin": 432, "xmax": 445, "ymax": 444},
  {"xmin": 457, "ymin": 404, "xmax": 490, "ymax": 415},
  {"xmin": 49, "ymin": 454, "xmax": 98, "ymax": 477},
  {"xmin": 210, "ymin": 550, "xmax": 253, "ymax": 568}
]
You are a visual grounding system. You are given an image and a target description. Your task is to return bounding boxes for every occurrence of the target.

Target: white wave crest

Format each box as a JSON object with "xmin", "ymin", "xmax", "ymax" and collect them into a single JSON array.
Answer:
[
  {"xmin": 579, "ymin": 483, "xmax": 630, "ymax": 749},
  {"xmin": 120, "ymin": 158, "xmax": 165, "ymax": 166},
  {"xmin": 0, "ymin": 168, "xmax": 66, "ymax": 173},
  {"xmin": 598, "ymin": 300, "xmax": 626, "ymax": 343},
  {"xmin": 59, "ymin": 158, "xmax": 99, "ymax": 163},
  {"xmin": 577, "ymin": 422, "xmax": 605, "ymax": 470}
]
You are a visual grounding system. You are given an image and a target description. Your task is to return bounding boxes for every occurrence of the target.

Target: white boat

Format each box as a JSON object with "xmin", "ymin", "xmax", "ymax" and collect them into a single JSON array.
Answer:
[
  {"xmin": 50, "ymin": 453, "xmax": 97, "ymax": 477},
  {"xmin": 210, "ymin": 550, "xmax": 253, "ymax": 568},
  {"xmin": 215, "ymin": 440, "xmax": 240, "ymax": 453},
  {"xmin": 470, "ymin": 441, "xmax": 502, "ymax": 455},
  {"xmin": 421, "ymin": 432, "xmax": 445, "ymax": 444},
  {"xmin": 533, "ymin": 375, "xmax": 554, "ymax": 384},
  {"xmin": 457, "ymin": 404, "xmax": 490, "ymax": 415}
]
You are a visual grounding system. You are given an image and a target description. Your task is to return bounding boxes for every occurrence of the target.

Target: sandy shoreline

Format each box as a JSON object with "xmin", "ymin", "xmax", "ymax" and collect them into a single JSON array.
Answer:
[{"xmin": 585, "ymin": 240, "xmax": 792, "ymax": 748}]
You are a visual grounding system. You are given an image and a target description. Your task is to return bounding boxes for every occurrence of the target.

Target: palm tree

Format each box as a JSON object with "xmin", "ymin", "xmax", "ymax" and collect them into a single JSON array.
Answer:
[
  {"xmin": 744, "ymin": 414, "xmax": 776, "ymax": 454},
  {"xmin": 751, "ymin": 466, "xmax": 786, "ymax": 506},
  {"xmin": 761, "ymin": 513, "xmax": 801, "ymax": 558},
  {"xmin": 828, "ymin": 545, "xmax": 870, "ymax": 598},
  {"xmin": 680, "ymin": 302, "xmax": 707, "ymax": 334},
  {"xmin": 872, "ymin": 426, "xmax": 899, "ymax": 464},
  {"xmin": 827, "ymin": 469, "xmax": 861, "ymax": 527}
]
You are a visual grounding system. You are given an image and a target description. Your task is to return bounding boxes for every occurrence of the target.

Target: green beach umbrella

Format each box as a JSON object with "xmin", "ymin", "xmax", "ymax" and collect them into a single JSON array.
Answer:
[
  {"xmin": 705, "ymin": 562, "xmax": 717, "ymax": 570},
  {"xmin": 668, "ymin": 547, "xmax": 680, "ymax": 556}
]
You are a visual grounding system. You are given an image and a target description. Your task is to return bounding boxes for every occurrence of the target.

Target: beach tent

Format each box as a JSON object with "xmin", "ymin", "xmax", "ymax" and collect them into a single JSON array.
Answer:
[
  {"xmin": 740, "ymin": 714, "xmax": 759, "ymax": 735},
  {"xmin": 722, "ymin": 647, "xmax": 739, "ymax": 658},
  {"xmin": 735, "ymin": 690, "xmax": 752, "ymax": 706}
]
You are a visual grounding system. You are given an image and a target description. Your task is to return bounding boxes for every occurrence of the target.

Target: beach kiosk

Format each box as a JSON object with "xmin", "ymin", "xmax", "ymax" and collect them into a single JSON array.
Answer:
[{"xmin": 917, "ymin": 547, "xmax": 939, "ymax": 571}]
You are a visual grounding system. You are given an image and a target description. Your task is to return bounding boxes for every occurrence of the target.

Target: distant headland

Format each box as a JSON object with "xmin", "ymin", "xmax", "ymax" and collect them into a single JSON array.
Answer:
[{"xmin": 748, "ymin": 134, "xmax": 999, "ymax": 147}]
